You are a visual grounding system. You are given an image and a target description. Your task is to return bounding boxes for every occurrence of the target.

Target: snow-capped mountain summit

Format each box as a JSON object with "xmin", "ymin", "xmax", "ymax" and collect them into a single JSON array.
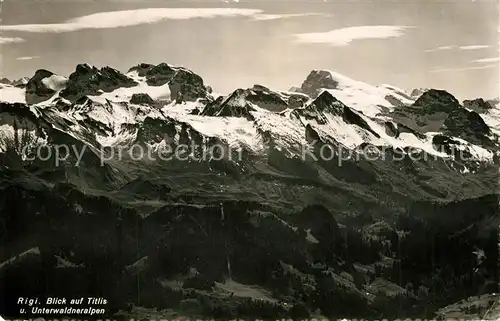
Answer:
[
  {"xmin": 11, "ymin": 77, "xmax": 30, "ymax": 88},
  {"xmin": 462, "ymin": 97, "xmax": 500, "ymax": 137},
  {"xmin": 412, "ymin": 89, "xmax": 461, "ymax": 112},
  {"xmin": 201, "ymin": 85, "xmax": 310, "ymax": 118},
  {"xmin": 294, "ymin": 70, "xmax": 415, "ymax": 117},
  {"xmin": 60, "ymin": 64, "xmax": 138, "ymax": 102},
  {"xmin": 410, "ymin": 87, "xmax": 430, "ymax": 99},
  {"xmin": 127, "ymin": 62, "xmax": 212, "ymax": 103},
  {"xmin": 463, "ymin": 98, "xmax": 494, "ymax": 113},
  {"xmin": 25, "ymin": 69, "xmax": 68, "ymax": 105}
]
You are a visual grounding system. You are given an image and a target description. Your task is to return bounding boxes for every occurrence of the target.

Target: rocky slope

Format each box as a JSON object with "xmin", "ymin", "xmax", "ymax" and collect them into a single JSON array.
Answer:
[{"xmin": 0, "ymin": 64, "xmax": 498, "ymax": 320}]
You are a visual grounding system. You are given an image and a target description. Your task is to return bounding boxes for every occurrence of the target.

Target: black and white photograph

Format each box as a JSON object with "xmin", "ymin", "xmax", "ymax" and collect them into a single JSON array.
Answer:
[{"xmin": 0, "ymin": 0, "xmax": 499, "ymax": 319}]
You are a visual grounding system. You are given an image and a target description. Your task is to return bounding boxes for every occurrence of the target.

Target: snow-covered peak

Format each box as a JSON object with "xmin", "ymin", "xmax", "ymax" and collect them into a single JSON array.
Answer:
[
  {"xmin": 378, "ymin": 84, "xmax": 414, "ymax": 100},
  {"xmin": 126, "ymin": 63, "xmax": 212, "ymax": 104},
  {"xmin": 24, "ymin": 69, "xmax": 61, "ymax": 105},
  {"xmin": 61, "ymin": 64, "xmax": 138, "ymax": 102},
  {"xmin": 11, "ymin": 77, "xmax": 30, "ymax": 88},
  {"xmin": 72, "ymin": 63, "xmax": 99, "ymax": 76},
  {"xmin": 412, "ymin": 89, "xmax": 461, "ymax": 112},
  {"xmin": 410, "ymin": 87, "xmax": 430, "ymax": 99},
  {"xmin": 297, "ymin": 70, "xmax": 415, "ymax": 117},
  {"xmin": 201, "ymin": 88, "xmax": 256, "ymax": 119},
  {"xmin": 201, "ymin": 85, "xmax": 310, "ymax": 118},
  {"xmin": 299, "ymin": 69, "xmax": 346, "ymax": 96},
  {"xmin": 468, "ymin": 97, "xmax": 500, "ymax": 136}
]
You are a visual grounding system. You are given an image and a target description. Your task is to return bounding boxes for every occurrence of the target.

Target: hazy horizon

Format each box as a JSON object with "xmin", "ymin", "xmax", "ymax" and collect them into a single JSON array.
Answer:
[{"xmin": 1, "ymin": 0, "xmax": 498, "ymax": 101}]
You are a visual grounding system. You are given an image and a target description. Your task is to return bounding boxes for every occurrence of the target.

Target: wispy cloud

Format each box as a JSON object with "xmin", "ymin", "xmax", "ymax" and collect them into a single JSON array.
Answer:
[
  {"xmin": 430, "ymin": 64, "xmax": 497, "ymax": 73},
  {"xmin": 0, "ymin": 36, "xmax": 25, "ymax": 44},
  {"xmin": 425, "ymin": 44, "xmax": 491, "ymax": 52},
  {"xmin": 424, "ymin": 45, "xmax": 454, "ymax": 53},
  {"xmin": 471, "ymin": 57, "xmax": 499, "ymax": 63},
  {"xmin": 431, "ymin": 54, "xmax": 499, "ymax": 72},
  {"xmin": 459, "ymin": 45, "xmax": 490, "ymax": 50},
  {"xmin": 16, "ymin": 56, "xmax": 40, "ymax": 60},
  {"xmin": 292, "ymin": 25, "xmax": 411, "ymax": 46},
  {"xmin": 0, "ymin": 8, "xmax": 263, "ymax": 33},
  {"xmin": 252, "ymin": 13, "xmax": 330, "ymax": 21}
]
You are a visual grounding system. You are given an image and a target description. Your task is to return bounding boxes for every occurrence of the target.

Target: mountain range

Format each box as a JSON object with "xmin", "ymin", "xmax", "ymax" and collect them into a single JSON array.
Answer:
[{"xmin": 0, "ymin": 63, "xmax": 498, "ymax": 319}]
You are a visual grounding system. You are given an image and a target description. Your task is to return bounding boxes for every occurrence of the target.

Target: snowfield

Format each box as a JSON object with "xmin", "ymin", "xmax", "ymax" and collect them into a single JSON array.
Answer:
[{"xmin": 0, "ymin": 84, "xmax": 26, "ymax": 104}]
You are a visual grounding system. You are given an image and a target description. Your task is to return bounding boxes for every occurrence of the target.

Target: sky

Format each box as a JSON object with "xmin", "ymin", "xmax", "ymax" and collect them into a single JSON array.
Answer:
[{"xmin": 0, "ymin": 0, "xmax": 499, "ymax": 101}]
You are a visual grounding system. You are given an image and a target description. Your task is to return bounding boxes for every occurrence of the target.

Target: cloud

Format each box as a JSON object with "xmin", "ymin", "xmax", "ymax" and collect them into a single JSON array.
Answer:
[
  {"xmin": 431, "ymin": 54, "xmax": 499, "ymax": 73},
  {"xmin": 292, "ymin": 26, "xmax": 411, "ymax": 46},
  {"xmin": 16, "ymin": 56, "xmax": 40, "ymax": 60},
  {"xmin": 0, "ymin": 8, "xmax": 263, "ymax": 33},
  {"xmin": 430, "ymin": 64, "xmax": 497, "ymax": 73},
  {"xmin": 252, "ymin": 13, "xmax": 330, "ymax": 21},
  {"xmin": 0, "ymin": 36, "xmax": 25, "ymax": 44},
  {"xmin": 459, "ymin": 45, "xmax": 490, "ymax": 50},
  {"xmin": 425, "ymin": 44, "xmax": 491, "ymax": 52},
  {"xmin": 424, "ymin": 45, "xmax": 454, "ymax": 53},
  {"xmin": 471, "ymin": 57, "xmax": 499, "ymax": 63}
]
